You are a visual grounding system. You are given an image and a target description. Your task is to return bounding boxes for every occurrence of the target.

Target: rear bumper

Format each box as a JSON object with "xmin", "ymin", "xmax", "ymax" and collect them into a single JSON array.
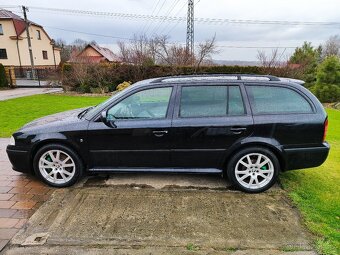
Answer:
[
  {"xmin": 283, "ymin": 142, "xmax": 330, "ymax": 170},
  {"xmin": 6, "ymin": 146, "xmax": 32, "ymax": 174}
]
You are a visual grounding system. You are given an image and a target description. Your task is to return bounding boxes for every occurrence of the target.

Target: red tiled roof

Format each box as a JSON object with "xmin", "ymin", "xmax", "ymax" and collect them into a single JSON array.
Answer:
[
  {"xmin": 84, "ymin": 44, "xmax": 119, "ymax": 62},
  {"xmin": 12, "ymin": 19, "xmax": 26, "ymax": 36},
  {"xmin": 0, "ymin": 9, "xmax": 42, "ymax": 36}
]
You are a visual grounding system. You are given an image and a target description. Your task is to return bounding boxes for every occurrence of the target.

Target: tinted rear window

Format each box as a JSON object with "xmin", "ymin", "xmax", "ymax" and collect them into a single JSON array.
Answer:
[
  {"xmin": 180, "ymin": 86, "xmax": 245, "ymax": 117},
  {"xmin": 246, "ymin": 85, "xmax": 313, "ymax": 114}
]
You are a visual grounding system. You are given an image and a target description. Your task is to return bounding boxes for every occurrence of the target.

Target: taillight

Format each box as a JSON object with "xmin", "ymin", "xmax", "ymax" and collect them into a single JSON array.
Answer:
[{"xmin": 323, "ymin": 118, "xmax": 328, "ymax": 142}]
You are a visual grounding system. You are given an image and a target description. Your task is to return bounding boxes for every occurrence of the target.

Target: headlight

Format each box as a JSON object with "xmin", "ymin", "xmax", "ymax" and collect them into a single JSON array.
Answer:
[{"xmin": 9, "ymin": 136, "xmax": 15, "ymax": 146}]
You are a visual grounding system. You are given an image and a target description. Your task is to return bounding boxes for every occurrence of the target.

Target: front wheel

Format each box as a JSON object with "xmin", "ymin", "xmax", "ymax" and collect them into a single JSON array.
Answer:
[
  {"xmin": 33, "ymin": 144, "xmax": 83, "ymax": 187},
  {"xmin": 226, "ymin": 147, "xmax": 280, "ymax": 193}
]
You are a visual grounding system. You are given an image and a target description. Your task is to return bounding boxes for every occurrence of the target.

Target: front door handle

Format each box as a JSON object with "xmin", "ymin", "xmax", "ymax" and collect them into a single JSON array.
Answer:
[
  {"xmin": 152, "ymin": 130, "xmax": 168, "ymax": 137},
  {"xmin": 230, "ymin": 127, "xmax": 247, "ymax": 134}
]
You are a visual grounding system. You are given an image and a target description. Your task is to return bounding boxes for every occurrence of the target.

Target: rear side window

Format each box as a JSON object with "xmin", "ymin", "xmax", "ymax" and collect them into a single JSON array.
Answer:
[
  {"xmin": 246, "ymin": 85, "xmax": 313, "ymax": 114},
  {"xmin": 179, "ymin": 86, "xmax": 245, "ymax": 117}
]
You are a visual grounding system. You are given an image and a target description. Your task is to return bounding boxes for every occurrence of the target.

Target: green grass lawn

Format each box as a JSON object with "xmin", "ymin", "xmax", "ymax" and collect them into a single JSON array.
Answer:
[
  {"xmin": 0, "ymin": 94, "xmax": 339, "ymax": 254},
  {"xmin": 0, "ymin": 94, "xmax": 108, "ymax": 137},
  {"xmin": 281, "ymin": 108, "xmax": 340, "ymax": 255}
]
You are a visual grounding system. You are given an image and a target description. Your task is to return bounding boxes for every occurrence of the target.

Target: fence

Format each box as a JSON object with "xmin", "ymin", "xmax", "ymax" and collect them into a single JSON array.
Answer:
[{"xmin": 8, "ymin": 67, "xmax": 61, "ymax": 87}]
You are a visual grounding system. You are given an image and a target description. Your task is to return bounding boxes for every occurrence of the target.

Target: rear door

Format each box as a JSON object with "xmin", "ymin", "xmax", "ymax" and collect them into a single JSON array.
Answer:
[{"xmin": 170, "ymin": 83, "xmax": 253, "ymax": 169}]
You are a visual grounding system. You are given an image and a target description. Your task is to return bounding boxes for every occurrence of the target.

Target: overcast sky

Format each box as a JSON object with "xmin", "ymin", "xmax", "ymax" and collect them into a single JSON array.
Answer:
[{"xmin": 1, "ymin": 0, "xmax": 340, "ymax": 61}]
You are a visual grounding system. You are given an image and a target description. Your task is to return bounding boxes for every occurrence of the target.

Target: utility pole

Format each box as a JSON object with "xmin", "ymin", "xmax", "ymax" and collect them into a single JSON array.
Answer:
[
  {"xmin": 22, "ymin": 6, "xmax": 35, "ymax": 78},
  {"xmin": 186, "ymin": 0, "xmax": 194, "ymax": 61}
]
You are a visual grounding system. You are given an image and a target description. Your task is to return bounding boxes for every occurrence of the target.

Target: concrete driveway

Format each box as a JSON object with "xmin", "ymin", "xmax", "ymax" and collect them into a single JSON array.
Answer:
[
  {"xmin": 0, "ymin": 88, "xmax": 62, "ymax": 101},
  {"xmin": 0, "ymin": 139, "xmax": 316, "ymax": 254},
  {"xmin": 3, "ymin": 182, "xmax": 316, "ymax": 254}
]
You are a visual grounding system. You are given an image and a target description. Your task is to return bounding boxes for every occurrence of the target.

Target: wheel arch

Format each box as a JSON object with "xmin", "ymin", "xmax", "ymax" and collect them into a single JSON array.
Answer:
[
  {"xmin": 222, "ymin": 141, "xmax": 286, "ymax": 173},
  {"xmin": 30, "ymin": 138, "xmax": 86, "ymax": 170}
]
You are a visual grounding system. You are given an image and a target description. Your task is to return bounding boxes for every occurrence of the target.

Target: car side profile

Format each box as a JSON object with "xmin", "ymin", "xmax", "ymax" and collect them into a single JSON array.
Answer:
[{"xmin": 6, "ymin": 74, "xmax": 330, "ymax": 193}]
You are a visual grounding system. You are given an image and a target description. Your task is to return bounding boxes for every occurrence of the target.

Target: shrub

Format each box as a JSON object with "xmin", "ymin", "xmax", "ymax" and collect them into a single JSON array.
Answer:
[
  {"xmin": 61, "ymin": 63, "xmax": 303, "ymax": 93},
  {"xmin": 0, "ymin": 64, "xmax": 8, "ymax": 88},
  {"xmin": 116, "ymin": 81, "xmax": 131, "ymax": 91},
  {"xmin": 310, "ymin": 84, "xmax": 340, "ymax": 103},
  {"xmin": 312, "ymin": 56, "xmax": 340, "ymax": 102}
]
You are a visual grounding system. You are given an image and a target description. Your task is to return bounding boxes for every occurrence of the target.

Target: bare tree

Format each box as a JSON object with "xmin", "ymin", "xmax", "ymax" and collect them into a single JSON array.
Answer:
[
  {"xmin": 91, "ymin": 64, "xmax": 110, "ymax": 93},
  {"xmin": 195, "ymin": 35, "xmax": 219, "ymax": 71},
  {"xmin": 257, "ymin": 48, "xmax": 286, "ymax": 68},
  {"xmin": 68, "ymin": 56, "xmax": 94, "ymax": 90},
  {"xmin": 117, "ymin": 34, "xmax": 218, "ymax": 70},
  {"xmin": 152, "ymin": 35, "xmax": 193, "ymax": 67},
  {"xmin": 117, "ymin": 35, "xmax": 155, "ymax": 66},
  {"xmin": 322, "ymin": 35, "xmax": 340, "ymax": 59},
  {"xmin": 54, "ymin": 39, "xmax": 72, "ymax": 63}
]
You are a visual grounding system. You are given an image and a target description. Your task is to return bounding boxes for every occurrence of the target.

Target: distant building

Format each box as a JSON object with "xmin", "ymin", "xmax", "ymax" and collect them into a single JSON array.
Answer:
[
  {"xmin": 71, "ymin": 43, "xmax": 119, "ymax": 63},
  {"xmin": 0, "ymin": 9, "xmax": 61, "ymax": 68}
]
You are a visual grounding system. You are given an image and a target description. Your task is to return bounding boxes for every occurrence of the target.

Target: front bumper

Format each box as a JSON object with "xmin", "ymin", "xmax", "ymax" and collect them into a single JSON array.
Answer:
[
  {"xmin": 6, "ymin": 146, "xmax": 32, "ymax": 174},
  {"xmin": 283, "ymin": 142, "xmax": 330, "ymax": 170}
]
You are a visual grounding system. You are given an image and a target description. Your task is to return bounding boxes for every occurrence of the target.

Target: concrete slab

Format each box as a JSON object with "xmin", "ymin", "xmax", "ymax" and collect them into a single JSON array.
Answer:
[
  {"xmin": 0, "ymin": 88, "xmax": 62, "ymax": 101},
  {"xmin": 94, "ymin": 173, "xmax": 232, "ymax": 190},
  {"xmin": 5, "ymin": 183, "xmax": 314, "ymax": 254}
]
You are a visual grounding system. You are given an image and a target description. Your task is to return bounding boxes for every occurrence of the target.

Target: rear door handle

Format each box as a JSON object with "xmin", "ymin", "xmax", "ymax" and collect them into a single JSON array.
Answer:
[
  {"xmin": 152, "ymin": 130, "xmax": 168, "ymax": 137},
  {"xmin": 230, "ymin": 127, "xmax": 247, "ymax": 134}
]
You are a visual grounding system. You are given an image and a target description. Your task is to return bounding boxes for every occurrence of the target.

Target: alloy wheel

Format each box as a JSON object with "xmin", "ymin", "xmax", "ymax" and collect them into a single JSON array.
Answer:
[
  {"xmin": 235, "ymin": 153, "xmax": 274, "ymax": 190},
  {"xmin": 38, "ymin": 150, "xmax": 76, "ymax": 184}
]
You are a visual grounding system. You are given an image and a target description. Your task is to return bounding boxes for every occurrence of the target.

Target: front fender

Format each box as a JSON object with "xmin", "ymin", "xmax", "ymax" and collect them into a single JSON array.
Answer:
[{"xmin": 28, "ymin": 133, "xmax": 87, "ymax": 168}]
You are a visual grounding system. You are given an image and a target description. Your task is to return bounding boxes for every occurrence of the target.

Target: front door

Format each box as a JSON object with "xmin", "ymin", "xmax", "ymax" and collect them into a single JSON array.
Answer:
[
  {"xmin": 170, "ymin": 84, "xmax": 253, "ymax": 169},
  {"xmin": 87, "ymin": 86, "xmax": 174, "ymax": 169}
]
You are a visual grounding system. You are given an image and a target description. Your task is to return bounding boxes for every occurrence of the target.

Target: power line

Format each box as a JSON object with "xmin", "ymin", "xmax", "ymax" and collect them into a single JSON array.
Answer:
[
  {"xmin": 140, "ymin": 0, "xmax": 162, "ymax": 35},
  {"xmin": 144, "ymin": 0, "xmax": 166, "ymax": 34},
  {"xmin": 45, "ymin": 25, "xmax": 299, "ymax": 49},
  {"xmin": 45, "ymin": 26, "xmax": 135, "ymax": 41},
  {"xmin": 15, "ymin": 6, "xmax": 340, "ymax": 27},
  {"xmin": 150, "ymin": 0, "xmax": 181, "ymax": 35},
  {"xmin": 217, "ymin": 45, "xmax": 296, "ymax": 49},
  {"xmin": 163, "ymin": 1, "xmax": 188, "ymax": 36}
]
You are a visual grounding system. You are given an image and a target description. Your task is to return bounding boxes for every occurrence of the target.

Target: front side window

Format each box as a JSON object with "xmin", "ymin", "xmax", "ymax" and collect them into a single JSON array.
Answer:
[
  {"xmin": 107, "ymin": 87, "xmax": 172, "ymax": 120},
  {"xmin": 36, "ymin": 30, "xmax": 41, "ymax": 40},
  {"xmin": 246, "ymin": 85, "xmax": 313, "ymax": 114},
  {"xmin": 179, "ymin": 85, "xmax": 245, "ymax": 118},
  {"xmin": 0, "ymin": 49, "xmax": 7, "ymax": 59},
  {"xmin": 42, "ymin": 50, "xmax": 48, "ymax": 59},
  {"xmin": 0, "ymin": 24, "xmax": 3, "ymax": 35}
]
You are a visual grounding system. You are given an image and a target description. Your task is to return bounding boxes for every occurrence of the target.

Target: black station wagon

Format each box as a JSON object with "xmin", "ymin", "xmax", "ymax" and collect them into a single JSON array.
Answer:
[{"xmin": 6, "ymin": 74, "xmax": 330, "ymax": 193}]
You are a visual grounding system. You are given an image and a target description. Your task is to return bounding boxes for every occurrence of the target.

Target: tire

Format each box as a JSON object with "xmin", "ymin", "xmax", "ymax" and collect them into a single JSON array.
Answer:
[
  {"xmin": 226, "ymin": 147, "xmax": 280, "ymax": 193},
  {"xmin": 33, "ymin": 143, "xmax": 83, "ymax": 187}
]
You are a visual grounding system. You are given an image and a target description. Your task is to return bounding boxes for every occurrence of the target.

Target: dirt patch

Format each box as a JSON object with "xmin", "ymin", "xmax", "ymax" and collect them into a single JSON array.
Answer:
[{"xmin": 4, "ymin": 183, "xmax": 314, "ymax": 254}]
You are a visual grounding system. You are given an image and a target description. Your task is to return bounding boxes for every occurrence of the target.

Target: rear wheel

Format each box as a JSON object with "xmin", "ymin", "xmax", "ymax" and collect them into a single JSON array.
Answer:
[
  {"xmin": 33, "ymin": 144, "xmax": 83, "ymax": 187},
  {"xmin": 226, "ymin": 147, "xmax": 279, "ymax": 193}
]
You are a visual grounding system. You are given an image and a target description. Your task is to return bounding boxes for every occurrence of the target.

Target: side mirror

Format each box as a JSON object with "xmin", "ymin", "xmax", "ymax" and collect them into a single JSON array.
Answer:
[
  {"xmin": 100, "ymin": 111, "xmax": 117, "ymax": 128},
  {"xmin": 100, "ymin": 111, "xmax": 107, "ymax": 123}
]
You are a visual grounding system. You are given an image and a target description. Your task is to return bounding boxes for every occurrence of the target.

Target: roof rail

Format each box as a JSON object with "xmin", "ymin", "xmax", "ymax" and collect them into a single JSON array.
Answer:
[{"xmin": 150, "ymin": 74, "xmax": 281, "ymax": 83}]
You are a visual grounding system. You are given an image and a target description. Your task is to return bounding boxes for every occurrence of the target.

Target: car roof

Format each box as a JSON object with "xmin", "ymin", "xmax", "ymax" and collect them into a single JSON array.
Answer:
[{"xmin": 133, "ymin": 74, "xmax": 305, "ymax": 87}]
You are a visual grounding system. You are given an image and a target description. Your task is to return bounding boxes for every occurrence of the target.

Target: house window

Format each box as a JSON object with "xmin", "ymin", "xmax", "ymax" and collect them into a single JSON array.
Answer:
[
  {"xmin": 42, "ymin": 50, "xmax": 48, "ymax": 59},
  {"xmin": 0, "ymin": 24, "xmax": 3, "ymax": 35},
  {"xmin": 36, "ymin": 30, "xmax": 41, "ymax": 40},
  {"xmin": 0, "ymin": 49, "xmax": 7, "ymax": 59}
]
